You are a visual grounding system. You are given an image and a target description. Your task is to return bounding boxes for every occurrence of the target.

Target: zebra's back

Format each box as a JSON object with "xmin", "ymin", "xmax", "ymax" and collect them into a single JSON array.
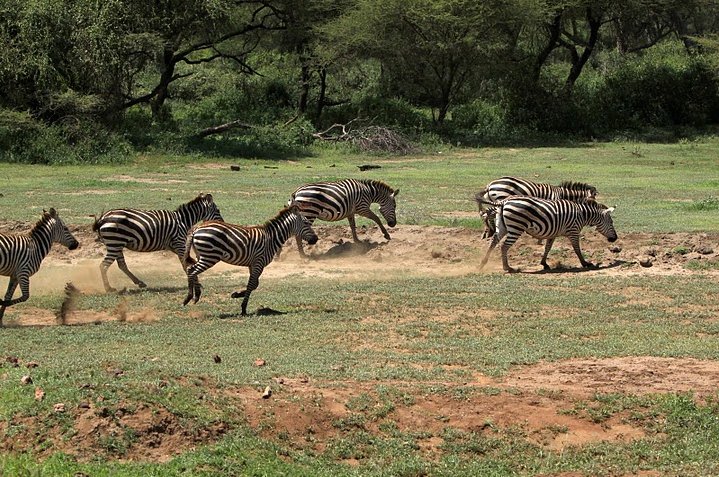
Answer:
[
  {"xmin": 190, "ymin": 222, "xmax": 266, "ymax": 267},
  {"xmin": 485, "ymin": 177, "xmax": 556, "ymax": 202},
  {"xmin": 0, "ymin": 235, "xmax": 32, "ymax": 276},
  {"xmin": 96, "ymin": 209, "xmax": 179, "ymax": 252},
  {"xmin": 290, "ymin": 179, "xmax": 361, "ymax": 221}
]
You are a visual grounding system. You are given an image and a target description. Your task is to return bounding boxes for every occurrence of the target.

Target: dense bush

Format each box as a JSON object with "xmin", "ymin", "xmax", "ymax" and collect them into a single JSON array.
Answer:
[{"xmin": 0, "ymin": 109, "xmax": 131, "ymax": 164}]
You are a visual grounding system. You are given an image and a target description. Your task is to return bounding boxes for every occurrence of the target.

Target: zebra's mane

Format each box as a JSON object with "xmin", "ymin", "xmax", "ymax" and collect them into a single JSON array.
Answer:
[
  {"xmin": 29, "ymin": 211, "xmax": 55, "ymax": 238},
  {"xmin": 362, "ymin": 179, "xmax": 394, "ymax": 195},
  {"xmin": 262, "ymin": 205, "xmax": 297, "ymax": 229},
  {"xmin": 557, "ymin": 181, "xmax": 596, "ymax": 192},
  {"xmin": 176, "ymin": 193, "xmax": 208, "ymax": 212}
]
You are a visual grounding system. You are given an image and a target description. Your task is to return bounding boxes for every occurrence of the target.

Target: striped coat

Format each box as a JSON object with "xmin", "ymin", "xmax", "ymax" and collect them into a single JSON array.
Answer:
[
  {"xmin": 94, "ymin": 193, "xmax": 222, "ymax": 292},
  {"xmin": 476, "ymin": 177, "xmax": 597, "ymax": 238},
  {"xmin": 0, "ymin": 209, "xmax": 79, "ymax": 325},
  {"xmin": 289, "ymin": 179, "xmax": 399, "ymax": 254},
  {"xmin": 183, "ymin": 205, "xmax": 318, "ymax": 316},
  {"xmin": 479, "ymin": 196, "xmax": 617, "ymax": 272}
]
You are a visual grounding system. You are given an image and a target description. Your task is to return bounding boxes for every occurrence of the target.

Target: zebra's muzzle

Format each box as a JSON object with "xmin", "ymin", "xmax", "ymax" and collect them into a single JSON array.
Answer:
[
  {"xmin": 387, "ymin": 219, "xmax": 397, "ymax": 227},
  {"xmin": 608, "ymin": 235, "xmax": 618, "ymax": 243},
  {"xmin": 307, "ymin": 236, "xmax": 318, "ymax": 245},
  {"xmin": 69, "ymin": 241, "xmax": 80, "ymax": 250}
]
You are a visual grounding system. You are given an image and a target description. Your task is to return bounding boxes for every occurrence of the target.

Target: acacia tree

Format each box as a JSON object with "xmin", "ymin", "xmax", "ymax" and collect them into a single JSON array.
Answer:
[{"xmin": 324, "ymin": 0, "xmax": 528, "ymax": 124}]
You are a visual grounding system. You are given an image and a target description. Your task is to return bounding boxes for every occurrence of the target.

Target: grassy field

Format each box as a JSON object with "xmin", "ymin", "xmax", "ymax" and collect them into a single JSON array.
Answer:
[{"xmin": 1, "ymin": 140, "xmax": 719, "ymax": 476}]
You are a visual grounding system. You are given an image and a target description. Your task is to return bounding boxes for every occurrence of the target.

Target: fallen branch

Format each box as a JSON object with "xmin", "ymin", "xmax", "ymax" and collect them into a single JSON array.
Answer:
[{"xmin": 196, "ymin": 119, "xmax": 255, "ymax": 138}]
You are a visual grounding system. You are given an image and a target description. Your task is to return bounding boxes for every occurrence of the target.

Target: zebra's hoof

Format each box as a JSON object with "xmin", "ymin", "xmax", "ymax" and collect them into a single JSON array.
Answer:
[
  {"xmin": 137, "ymin": 282, "xmax": 147, "ymax": 289},
  {"xmin": 231, "ymin": 291, "xmax": 246, "ymax": 299},
  {"xmin": 505, "ymin": 267, "xmax": 519, "ymax": 274},
  {"xmin": 182, "ymin": 296, "xmax": 192, "ymax": 306},
  {"xmin": 105, "ymin": 287, "xmax": 117, "ymax": 293}
]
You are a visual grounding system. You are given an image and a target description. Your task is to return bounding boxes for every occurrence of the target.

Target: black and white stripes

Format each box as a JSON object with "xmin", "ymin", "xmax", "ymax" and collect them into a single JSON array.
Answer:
[
  {"xmin": 476, "ymin": 176, "xmax": 597, "ymax": 238},
  {"xmin": 93, "ymin": 193, "xmax": 222, "ymax": 292},
  {"xmin": 0, "ymin": 208, "xmax": 79, "ymax": 326},
  {"xmin": 183, "ymin": 205, "xmax": 318, "ymax": 316},
  {"xmin": 289, "ymin": 179, "xmax": 399, "ymax": 253},
  {"xmin": 479, "ymin": 196, "xmax": 617, "ymax": 272}
]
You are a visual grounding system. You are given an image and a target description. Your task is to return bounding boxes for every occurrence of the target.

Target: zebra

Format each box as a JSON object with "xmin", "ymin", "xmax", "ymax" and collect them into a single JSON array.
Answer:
[
  {"xmin": 93, "ymin": 193, "xmax": 222, "ymax": 292},
  {"xmin": 476, "ymin": 176, "xmax": 597, "ymax": 238},
  {"xmin": 182, "ymin": 204, "xmax": 318, "ymax": 316},
  {"xmin": 0, "ymin": 208, "xmax": 79, "ymax": 326},
  {"xmin": 288, "ymin": 179, "xmax": 399, "ymax": 255},
  {"xmin": 479, "ymin": 196, "xmax": 617, "ymax": 273}
]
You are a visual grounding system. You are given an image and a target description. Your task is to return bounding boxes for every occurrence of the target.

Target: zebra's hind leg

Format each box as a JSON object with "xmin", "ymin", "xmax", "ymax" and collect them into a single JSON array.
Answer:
[
  {"xmin": 479, "ymin": 235, "xmax": 500, "ymax": 270},
  {"xmin": 539, "ymin": 238, "xmax": 556, "ymax": 270},
  {"xmin": 347, "ymin": 215, "xmax": 361, "ymax": 242},
  {"xmin": 100, "ymin": 255, "xmax": 117, "ymax": 292},
  {"xmin": 116, "ymin": 252, "xmax": 146, "ymax": 289},
  {"xmin": 500, "ymin": 234, "xmax": 522, "ymax": 273}
]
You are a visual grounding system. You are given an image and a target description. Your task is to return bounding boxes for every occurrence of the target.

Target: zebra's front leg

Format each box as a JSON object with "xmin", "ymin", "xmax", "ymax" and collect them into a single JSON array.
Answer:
[
  {"xmin": 0, "ymin": 277, "xmax": 19, "ymax": 326},
  {"xmin": 540, "ymin": 238, "xmax": 556, "ymax": 270},
  {"xmin": 570, "ymin": 235, "xmax": 594, "ymax": 268},
  {"xmin": 116, "ymin": 252, "xmax": 146, "ymax": 289},
  {"xmin": 295, "ymin": 235, "xmax": 306, "ymax": 258},
  {"xmin": 231, "ymin": 265, "xmax": 263, "ymax": 316},
  {"xmin": 362, "ymin": 210, "xmax": 391, "ymax": 240},
  {"xmin": 500, "ymin": 234, "xmax": 522, "ymax": 273}
]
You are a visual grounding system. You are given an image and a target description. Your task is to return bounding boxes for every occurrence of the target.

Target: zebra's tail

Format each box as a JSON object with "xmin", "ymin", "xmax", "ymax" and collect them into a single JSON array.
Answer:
[
  {"xmin": 182, "ymin": 227, "xmax": 197, "ymax": 269},
  {"xmin": 91, "ymin": 214, "xmax": 105, "ymax": 233}
]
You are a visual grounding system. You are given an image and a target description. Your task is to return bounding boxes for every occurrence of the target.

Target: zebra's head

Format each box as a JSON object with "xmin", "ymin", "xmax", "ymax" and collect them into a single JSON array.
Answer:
[
  {"xmin": 379, "ymin": 188, "xmax": 399, "ymax": 228},
  {"xmin": 197, "ymin": 193, "xmax": 223, "ymax": 221},
  {"xmin": 288, "ymin": 204, "xmax": 318, "ymax": 245},
  {"xmin": 44, "ymin": 208, "xmax": 79, "ymax": 250},
  {"xmin": 591, "ymin": 203, "xmax": 617, "ymax": 243}
]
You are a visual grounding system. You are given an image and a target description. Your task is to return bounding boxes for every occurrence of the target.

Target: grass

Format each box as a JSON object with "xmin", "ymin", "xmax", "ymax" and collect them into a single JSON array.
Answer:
[{"xmin": 1, "ymin": 140, "xmax": 719, "ymax": 475}]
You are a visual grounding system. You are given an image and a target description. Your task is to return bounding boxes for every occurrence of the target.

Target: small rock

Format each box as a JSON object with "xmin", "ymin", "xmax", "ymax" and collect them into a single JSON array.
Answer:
[
  {"xmin": 53, "ymin": 403, "xmax": 65, "ymax": 413},
  {"xmin": 609, "ymin": 245, "xmax": 622, "ymax": 253},
  {"xmin": 230, "ymin": 165, "xmax": 241, "ymax": 171},
  {"xmin": 6, "ymin": 356, "xmax": 19, "ymax": 367},
  {"xmin": 273, "ymin": 377, "xmax": 285, "ymax": 385},
  {"xmin": 262, "ymin": 385, "xmax": 272, "ymax": 399},
  {"xmin": 639, "ymin": 258, "xmax": 653, "ymax": 268},
  {"xmin": 34, "ymin": 387, "xmax": 45, "ymax": 401},
  {"xmin": 253, "ymin": 358, "xmax": 266, "ymax": 367},
  {"xmin": 696, "ymin": 246, "xmax": 714, "ymax": 255},
  {"xmin": 20, "ymin": 375, "xmax": 33, "ymax": 385},
  {"xmin": 25, "ymin": 361, "xmax": 39, "ymax": 368},
  {"xmin": 213, "ymin": 354, "xmax": 222, "ymax": 364},
  {"xmin": 78, "ymin": 401, "xmax": 91, "ymax": 409}
]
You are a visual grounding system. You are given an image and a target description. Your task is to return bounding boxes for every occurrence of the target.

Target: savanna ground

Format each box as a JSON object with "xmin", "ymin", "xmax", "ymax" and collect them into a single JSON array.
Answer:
[{"xmin": 0, "ymin": 141, "xmax": 718, "ymax": 476}]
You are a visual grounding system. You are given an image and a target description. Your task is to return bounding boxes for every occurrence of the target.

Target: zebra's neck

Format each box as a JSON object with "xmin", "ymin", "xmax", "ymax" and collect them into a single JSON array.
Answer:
[
  {"xmin": 29, "ymin": 219, "xmax": 55, "ymax": 259},
  {"xmin": 174, "ymin": 203, "xmax": 203, "ymax": 229},
  {"xmin": 265, "ymin": 213, "xmax": 295, "ymax": 251}
]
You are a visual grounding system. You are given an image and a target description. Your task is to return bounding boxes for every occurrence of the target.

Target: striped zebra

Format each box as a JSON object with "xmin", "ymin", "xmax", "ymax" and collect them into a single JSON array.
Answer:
[
  {"xmin": 183, "ymin": 204, "xmax": 318, "ymax": 316},
  {"xmin": 476, "ymin": 177, "xmax": 597, "ymax": 238},
  {"xmin": 288, "ymin": 179, "xmax": 399, "ymax": 255},
  {"xmin": 93, "ymin": 193, "xmax": 222, "ymax": 292},
  {"xmin": 479, "ymin": 196, "xmax": 617, "ymax": 273},
  {"xmin": 0, "ymin": 208, "xmax": 79, "ymax": 326}
]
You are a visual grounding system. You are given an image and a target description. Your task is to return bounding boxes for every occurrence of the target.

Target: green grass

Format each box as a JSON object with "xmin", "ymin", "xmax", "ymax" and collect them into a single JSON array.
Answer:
[{"xmin": 1, "ymin": 140, "xmax": 719, "ymax": 475}]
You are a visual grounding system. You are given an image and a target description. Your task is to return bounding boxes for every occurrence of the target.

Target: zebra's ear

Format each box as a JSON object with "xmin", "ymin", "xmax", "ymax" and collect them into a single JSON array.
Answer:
[
  {"xmin": 393, "ymin": 189, "xmax": 400, "ymax": 197},
  {"xmin": 48, "ymin": 208, "xmax": 57, "ymax": 217},
  {"xmin": 205, "ymin": 193, "xmax": 213, "ymax": 202}
]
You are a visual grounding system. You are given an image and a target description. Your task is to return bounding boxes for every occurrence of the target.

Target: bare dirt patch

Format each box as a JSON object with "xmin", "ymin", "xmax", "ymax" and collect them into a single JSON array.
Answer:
[{"xmin": 1, "ymin": 222, "xmax": 719, "ymax": 462}]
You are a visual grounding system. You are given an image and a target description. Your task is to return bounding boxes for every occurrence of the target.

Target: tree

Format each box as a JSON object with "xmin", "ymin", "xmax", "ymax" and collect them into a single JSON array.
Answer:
[{"xmin": 324, "ymin": 0, "xmax": 525, "ymax": 124}]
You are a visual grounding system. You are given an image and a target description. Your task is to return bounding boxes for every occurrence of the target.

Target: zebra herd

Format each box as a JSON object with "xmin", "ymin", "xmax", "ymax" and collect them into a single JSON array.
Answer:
[{"xmin": 0, "ymin": 175, "xmax": 617, "ymax": 326}]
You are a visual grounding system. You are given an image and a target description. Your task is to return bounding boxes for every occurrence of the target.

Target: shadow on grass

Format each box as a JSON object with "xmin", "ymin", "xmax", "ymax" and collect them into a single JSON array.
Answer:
[
  {"xmin": 526, "ymin": 260, "xmax": 628, "ymax": 274},
  {"xmin": 217, "ymin": 307, "xmax": 287, "ymax": 319},
  {"xmin": 119, "ymin": 285, "xmax": 188, "ymax": 295}
]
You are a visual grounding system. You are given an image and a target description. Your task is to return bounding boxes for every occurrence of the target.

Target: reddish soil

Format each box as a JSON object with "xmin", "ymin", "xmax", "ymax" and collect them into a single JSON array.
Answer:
[{"xmin": 1, "ymin": 221, "xmax": 718, "ymax": 463}]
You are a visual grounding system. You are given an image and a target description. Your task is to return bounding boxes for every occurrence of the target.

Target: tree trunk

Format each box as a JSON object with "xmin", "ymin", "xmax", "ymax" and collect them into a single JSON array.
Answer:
[
  {"xmin": 564, "ymin": 8, "xmax": 602, "ymax": 93},
  {"xmin": 315, "ymin": 67, "xmax": 327, "ymax": 125},
  {"xmin": 150, "ymin": 46, "xmax": 176, "ymax": 122}
]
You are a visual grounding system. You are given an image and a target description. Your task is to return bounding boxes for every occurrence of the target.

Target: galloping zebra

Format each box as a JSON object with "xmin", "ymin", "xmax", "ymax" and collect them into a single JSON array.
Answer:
[
  {"xmin": 479, "ymin": 196, "xmax": 617, "ymax": 273},
  {"xmin": 183, "ymin": 204, "xmax": 318, "ymax": 316},
  {"xmin": 476, "ymin": 176, "xmax": 597, "ymax": 238},
  {"xmin": 288, "ymin": 179, "xmax": 399, "ymax": 255},
  {"xmin": 0, "ymin": 208, "xmax": 79, "ymax": 326},
  {"xmin": 93, "ymin": 193, "xmax": 222, "ymax": 292}
]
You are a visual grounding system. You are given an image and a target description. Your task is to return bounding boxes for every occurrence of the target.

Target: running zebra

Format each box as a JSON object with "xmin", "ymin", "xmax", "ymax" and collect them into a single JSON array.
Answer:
[
  {"xmin": 94, "ymin": 193, "xmax": 222, "ymax": 292},
  {"xmin": 183, "ymin": 204, "xmax": 318, "ymax": 316},
  {"xmin": 479, "ymin": 196, "xmax": 617, "ymax": 273},
  {"xmin": 476, "ymin": 177, "xmax": 597, "ymax": 238},
  {"xmin": 288, "ymin": 179, "xmax": 399, "ymax": 255},
  {"xmin": 0, "ymin": 208, "xmax": 79, "ymax": 326}
]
